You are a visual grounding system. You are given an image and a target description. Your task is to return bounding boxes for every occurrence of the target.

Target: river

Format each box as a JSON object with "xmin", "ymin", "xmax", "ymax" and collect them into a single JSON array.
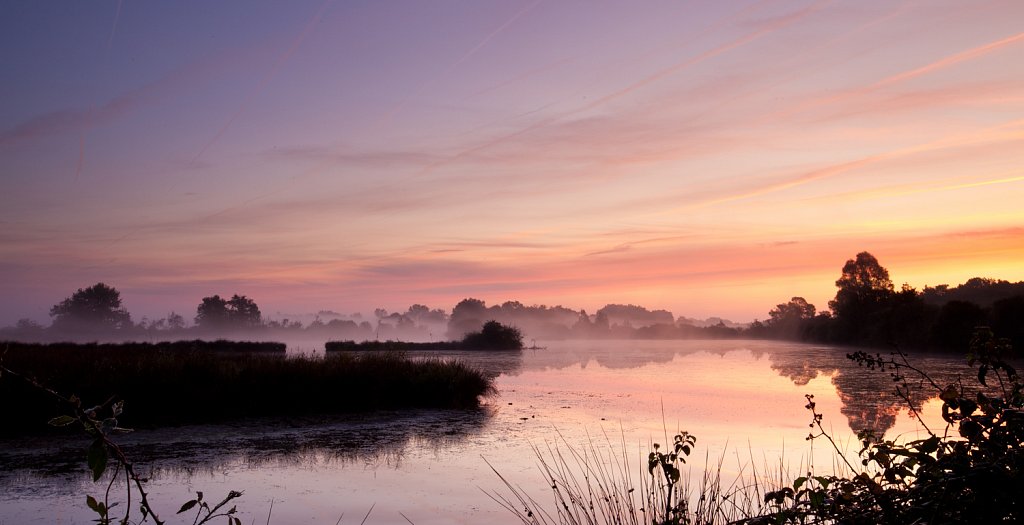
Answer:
[{"xmin": 0, "ymin": 339, "xmax": 973, "ymax": 524}]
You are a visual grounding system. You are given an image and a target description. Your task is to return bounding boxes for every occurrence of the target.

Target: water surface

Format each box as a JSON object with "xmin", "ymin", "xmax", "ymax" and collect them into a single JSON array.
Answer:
[{"xmin": 0, "ymin": 340, "xmax": 970, "ymax": 524}]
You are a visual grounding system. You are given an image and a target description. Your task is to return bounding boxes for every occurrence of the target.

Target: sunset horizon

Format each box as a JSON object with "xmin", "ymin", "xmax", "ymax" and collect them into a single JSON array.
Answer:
[{"xmin": 4, "ymin": 1, "xmax": 1024, "ymax": 326}]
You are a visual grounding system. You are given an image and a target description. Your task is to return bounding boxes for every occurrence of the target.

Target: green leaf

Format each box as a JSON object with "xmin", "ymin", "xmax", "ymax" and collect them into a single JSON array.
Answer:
[
  {"xmin": 48, "ymin": 415, "xmax": 77, "ymax": 427},
  {"xmin": 793, "ymin": 476, "xmax": 807, "ymax": 491},
  {"xmin": 87, "ymin": 439, "xmax": 108, "ymax": 482},
  {"xmin": 86, "ymin": 495, "xmax": 102, "ymax": 513},
  {"xmin": 177, "ymin": 499, "xmax": 199, "ymax": 514}
]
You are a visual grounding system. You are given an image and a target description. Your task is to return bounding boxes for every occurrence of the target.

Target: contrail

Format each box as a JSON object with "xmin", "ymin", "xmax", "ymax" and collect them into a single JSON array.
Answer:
[
  {"xmin": 869, "ymin": 30, "xmax": 1024, "ymax": 90},
  {"xmin": 190, "ymin": 0, "xmax": 335, "ymax": 165},
  {"xmin": 672, "ymin": 117, "xmax": 1024, "ymax": 211},
  {"xmin": 773, "ymin": 29, "xmax": 1024, "ymax": 121},
  {"xmin": 412, "ymin": 0, "xmax": 829, "ymax": 179},
  {"xmin": 106, "ymin": 0, "xmax": 124, "ymax": 50}
]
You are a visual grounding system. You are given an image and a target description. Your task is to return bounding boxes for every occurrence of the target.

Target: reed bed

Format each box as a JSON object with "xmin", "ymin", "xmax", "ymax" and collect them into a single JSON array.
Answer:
[
  {"xmin": 1, "ymin": 341, "xmax": 495, "ymax": 436},
  {"xmin": 486, "ymin": 430, "xmax": 828, "ymax": 525}
]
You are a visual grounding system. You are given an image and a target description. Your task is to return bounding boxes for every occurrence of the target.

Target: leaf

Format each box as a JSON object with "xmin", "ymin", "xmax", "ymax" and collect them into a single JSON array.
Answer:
[
  {"xmin": 940, "ymin": 384, "xmax": 959, "ymax": 403},
  {"xmin": 177, "ymin": 499, "xmax": 199, "ymax": 514},
  {"xmin": 87, "ymin": 439, "xmax": 108, "ymax": 482},
  {"xmin": 86, "ymin": 495, "xmax": 102, "ymax": 513},
  {"xmin": 793, "ymin": 476, "xmax": 808, "ymax": 491},
  {"xmin": 48, "ymin": 415, "xmax": 77, "ymax": 427}
]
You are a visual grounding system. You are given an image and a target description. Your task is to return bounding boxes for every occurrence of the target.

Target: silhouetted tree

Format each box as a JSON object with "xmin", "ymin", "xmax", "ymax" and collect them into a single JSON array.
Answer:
[
  {"xmin": 930, "ymin": 300, "xmax": 987, "ymax": 350},
  {"xmin": 195, "ymin": 294, "xmax": 261, "ymax": 329},
  {"xmin": 195, "ymin": 295, "xmax": 230, "ymax": 328},
  {"xmin": 50, "ymin": 282, "xmax": 131, "ymax": 332},
  {"xmin": 765, "ymin": 296, "xmax": 816, "ymax": 339},
  {"xmin": 448, "ymin": 298, "xmax": 488, "ymax": 338},
  {"xmin": 991, "ymin": 295, "xmax": 1024, "ymax": 349},
  {"xmin": 828, "ymin": 252, "xmax": 894, "ymax": 344},
  {"xmin": 166, "ymin": 311, "xmax": 186, "ymax": 330},
  {"xmin": 227, "ymin": 295, "xmax": 261, "ymax": 327}
]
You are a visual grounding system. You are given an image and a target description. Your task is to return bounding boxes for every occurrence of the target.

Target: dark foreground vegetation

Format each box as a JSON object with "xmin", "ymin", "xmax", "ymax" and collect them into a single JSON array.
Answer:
[
  {"xmin": 326, "ymin": 319, "xmax": 524, "ymax": 352},
  {"xmin": 0, "ymin": 340, "xmax": 495, "ymax": 437}
]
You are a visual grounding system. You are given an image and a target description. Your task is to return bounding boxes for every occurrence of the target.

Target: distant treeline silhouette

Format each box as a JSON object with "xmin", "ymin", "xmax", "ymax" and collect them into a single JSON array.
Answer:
[
  {"xmin": 3, "ymin": 252, "xmax": 1022, "ymax": 350},
  {"xmin": 748, "ymin": 252, "xmax": 1024, "ymax": 350}
]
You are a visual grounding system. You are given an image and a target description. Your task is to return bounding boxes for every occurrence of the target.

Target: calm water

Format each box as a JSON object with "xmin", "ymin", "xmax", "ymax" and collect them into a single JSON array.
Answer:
[{"xmin": 0, "ymin": 340, "xmax": 971, "ymax": 524}]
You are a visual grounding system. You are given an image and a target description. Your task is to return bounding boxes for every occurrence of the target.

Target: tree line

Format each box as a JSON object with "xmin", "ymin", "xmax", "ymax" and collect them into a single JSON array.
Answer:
[
  {"xmin": 4, "ymin": 251, "xmax": 1022, "ymax": 349},
  {"xmin": 749, "ymin": 251, "xmax": 1024, "ymax": 350}
]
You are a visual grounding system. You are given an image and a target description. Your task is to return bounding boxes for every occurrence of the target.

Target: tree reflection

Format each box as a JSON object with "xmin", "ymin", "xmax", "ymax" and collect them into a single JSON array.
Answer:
[{"xmin": 769, "ymin": 348, "xmax": 967, "ymax": 436}]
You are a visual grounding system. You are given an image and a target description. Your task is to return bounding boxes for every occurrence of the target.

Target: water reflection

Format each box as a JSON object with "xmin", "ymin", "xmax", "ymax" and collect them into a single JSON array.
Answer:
[
  {"xmin": 0, "ymin": 408, "xmax": 493, "ymax": 486},
  {"xmin": 768, "ymin": 347, "xmax": 970, "ymax": 436}
]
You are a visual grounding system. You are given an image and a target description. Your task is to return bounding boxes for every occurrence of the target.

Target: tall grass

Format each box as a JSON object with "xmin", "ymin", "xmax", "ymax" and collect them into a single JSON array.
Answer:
[
  {"xmin": 486, "ymin": 431, "xmax": 793, "ymax": 525},
  {"xmin": 1, "ymin": 341, "xmax": 495, "ymax": 436}
]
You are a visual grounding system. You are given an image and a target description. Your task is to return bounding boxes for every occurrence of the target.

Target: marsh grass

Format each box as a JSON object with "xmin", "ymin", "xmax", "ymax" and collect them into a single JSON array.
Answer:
[
  {"xmin": 486, "ymin": 429, "xmax": 815, "ymax": 525},
  {"xmin": 1, "ymin": 341, "xmax": 495, "ymax": 436}
]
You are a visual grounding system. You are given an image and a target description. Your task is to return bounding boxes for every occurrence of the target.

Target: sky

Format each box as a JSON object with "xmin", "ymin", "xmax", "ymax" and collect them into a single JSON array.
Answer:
[{"xmin": 2, "ymin": 0, "xmax": 1024, "ymax": 326}]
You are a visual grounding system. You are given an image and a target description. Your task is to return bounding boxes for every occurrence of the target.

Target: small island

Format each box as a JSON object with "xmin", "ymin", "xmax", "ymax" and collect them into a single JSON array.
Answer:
[{"xmin": 325, "ymin": 320, "xmax": 524, "ymax": 352}]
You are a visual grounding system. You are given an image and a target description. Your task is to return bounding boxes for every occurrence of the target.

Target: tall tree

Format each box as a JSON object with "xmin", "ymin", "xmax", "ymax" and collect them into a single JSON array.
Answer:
[
  {"xmin": 828, "ymin": 252, "xmax": 894, "ymax": 343},
  {"xmin": 50, "ymin": 282, "xmax": 131, "ymax": 331},
  {"xmin": 195, "ymin": 295, "xmax": 230, "ymax": 328},
  {"xmin": 195, "ymin": 294, "xmax": 262, "ymax": 329},
  {"xmin": 766, "ymin": 297, "xmax": 816, "ymax": 339},
  {"xmin": 227, "ymin": 294, "xmax": 261, "ymax": 327}
]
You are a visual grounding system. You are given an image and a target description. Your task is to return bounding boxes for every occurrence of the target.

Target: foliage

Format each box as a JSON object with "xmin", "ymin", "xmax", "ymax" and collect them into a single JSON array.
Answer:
[
  {"xmin": 50, "ymin": 283, "xmax": 132, "ymax": 332},
  {"xmin": 194, "ymin": 294, "xmax": 262, "ymax": 329},
  {"xmin": 461, "ymin": 320, "xmax": 524, "ymax": 350},
  {"xmin": 647, "ymin": 432, "xmax": 698, "ymax": 524},
  {"xmin": 754, "ymin": 327, "xmax": 1023, "ymax": 524},
  {"xmin": 758, "ymin": 252, "xmax": 1024, "ymax": 352},
  {"xmin": 764, "ymin": 297, "xmax": 816, "ymax": 339},
  {"xmin": 828, "ymin": 252, "xmax": 895, "ymax": 344}
]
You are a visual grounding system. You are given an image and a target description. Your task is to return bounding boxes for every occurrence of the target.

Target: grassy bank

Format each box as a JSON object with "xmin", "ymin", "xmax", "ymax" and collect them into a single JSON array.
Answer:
[
  {"xmin": 325, "ymin": 340, "xmax": 464, "ymax": 351},
  {"xmin": 0, "ymin": 340, "xmax": 495, "ymax": 436}
]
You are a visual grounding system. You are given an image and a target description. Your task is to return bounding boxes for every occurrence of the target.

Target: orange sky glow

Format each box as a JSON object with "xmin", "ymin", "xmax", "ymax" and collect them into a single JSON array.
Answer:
[{"xmin": 2, "ymin": 1, "xmax": 1023, "ymax": 325}]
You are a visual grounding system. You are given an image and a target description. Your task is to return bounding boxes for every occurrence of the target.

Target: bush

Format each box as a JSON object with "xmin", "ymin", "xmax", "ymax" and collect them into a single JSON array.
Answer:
[{"xmin": 461, "ymin": 320, "xmax": 523, "ymax": 350}]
